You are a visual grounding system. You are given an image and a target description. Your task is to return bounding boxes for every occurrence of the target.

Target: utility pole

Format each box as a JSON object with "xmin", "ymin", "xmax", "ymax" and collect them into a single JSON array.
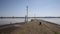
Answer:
[
  {"xmin": 25, "ymin": 0, "xmax": 28, "ymax": 23},
  {"xmin": 26, "ymin": 5, "xmax": 28, "ymax": 22},
  {"xmin": 34, "ymin": 13, "xmax": 36, "ymax": 19}
]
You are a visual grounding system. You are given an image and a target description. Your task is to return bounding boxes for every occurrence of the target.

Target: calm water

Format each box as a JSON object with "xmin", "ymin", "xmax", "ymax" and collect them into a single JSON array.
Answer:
[
  {"xmin": 37, "ymin": 18, "xmax": 60, "ymax": 25},
  {"xmin": 0, "ymin": 18, "xmax": 60, "ymax": 25}
]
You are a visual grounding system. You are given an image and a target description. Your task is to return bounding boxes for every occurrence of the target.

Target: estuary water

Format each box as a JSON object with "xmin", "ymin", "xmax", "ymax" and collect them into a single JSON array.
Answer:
[{"xmin": 0, "ymin": 18, "xmax": 60, "ymax": 25}]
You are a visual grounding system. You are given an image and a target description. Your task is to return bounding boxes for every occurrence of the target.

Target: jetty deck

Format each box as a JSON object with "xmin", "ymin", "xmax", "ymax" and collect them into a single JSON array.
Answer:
[{"xmin": 0, "ymin": 19, "xmax": 60, "ymax": 34}]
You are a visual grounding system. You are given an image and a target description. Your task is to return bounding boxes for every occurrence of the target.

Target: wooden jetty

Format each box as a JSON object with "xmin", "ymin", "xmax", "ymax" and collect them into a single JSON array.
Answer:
[{"xmin": 0, "ymin": 19, "xmax": 60, "ymax": 34}]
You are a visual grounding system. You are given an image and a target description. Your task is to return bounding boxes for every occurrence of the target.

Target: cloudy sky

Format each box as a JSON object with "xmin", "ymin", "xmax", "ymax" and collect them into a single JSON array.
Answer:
[{"xmin": 0, "ymin": 0, "xmax": 60, "ymax": 17}]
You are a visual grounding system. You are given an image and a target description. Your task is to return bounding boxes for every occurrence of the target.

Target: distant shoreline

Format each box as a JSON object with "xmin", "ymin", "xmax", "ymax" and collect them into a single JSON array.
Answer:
[{"xmin": 0, "ymin": 17, "xmax": 60, "ymax": 18}]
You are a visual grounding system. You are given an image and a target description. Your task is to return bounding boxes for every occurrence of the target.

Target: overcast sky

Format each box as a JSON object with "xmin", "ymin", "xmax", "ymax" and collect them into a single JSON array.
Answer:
[{"xmin": 0, "ymin": 0, "xmax": 60, "ymax": 17}]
